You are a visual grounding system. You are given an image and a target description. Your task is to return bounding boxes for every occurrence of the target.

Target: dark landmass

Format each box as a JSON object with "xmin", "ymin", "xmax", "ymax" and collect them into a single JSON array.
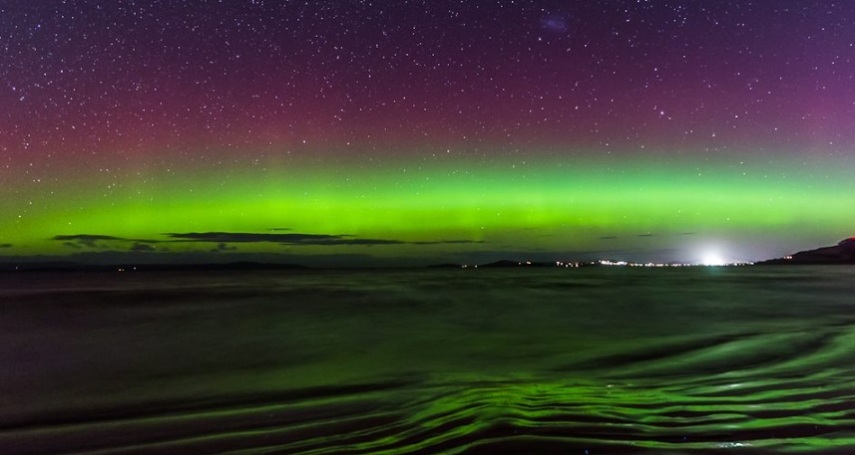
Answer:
[
  {"xmin": 4, "ymin": 259, "xmax": 599, "ymax": 272},
  {"xmin": 427, "ymin": 260, "xmax": 580, "ymax": 268},
  {"xmin": 0, "ymin": 261, "xmax": 309, "ymax": 273},
  {"xmin": 480, "ymin": 260, "xmax": 568, "ymax": 268},
  {"xmin": 475, "ymin": 260, "xmax": 598, "ymax": 268},
  {"xmin": 5, "ymin": 237, "xmax": 853, "ymax": 272},
  {"xmin": 758, "ymin": 238, "xmax": 855, "ymax": 265}
]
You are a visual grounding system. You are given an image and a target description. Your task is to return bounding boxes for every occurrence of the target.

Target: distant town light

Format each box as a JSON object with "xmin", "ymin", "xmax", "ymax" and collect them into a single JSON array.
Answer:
[{"xmin": 701, "ymin": 252, "xmax": 727, "ymax": 266}]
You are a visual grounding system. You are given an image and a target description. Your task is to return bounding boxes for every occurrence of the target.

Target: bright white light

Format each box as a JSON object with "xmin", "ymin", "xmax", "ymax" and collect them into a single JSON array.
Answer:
[{"xmin": 701, "ymin": 252, "xmax": 727, "ymax": 266}]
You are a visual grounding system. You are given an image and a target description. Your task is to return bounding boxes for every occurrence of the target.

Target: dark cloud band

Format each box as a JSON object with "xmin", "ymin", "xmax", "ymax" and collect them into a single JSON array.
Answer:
[{"xmin": 53, "ymin": 232, "xmax": 481, "ymax": 248}]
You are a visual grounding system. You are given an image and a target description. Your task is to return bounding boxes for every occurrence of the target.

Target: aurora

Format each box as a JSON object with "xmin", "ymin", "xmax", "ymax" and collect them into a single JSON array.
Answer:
[
  {"xmin": 1, "ymin": 2, "xmax": 853, "ymax": 265},
  {"xmin": 3, "ymin": 151, "xmax": 852, "ymax": 265}
]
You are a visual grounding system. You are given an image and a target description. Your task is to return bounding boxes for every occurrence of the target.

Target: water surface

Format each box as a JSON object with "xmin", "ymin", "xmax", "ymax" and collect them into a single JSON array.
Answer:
[{"xmin": 1, "ymin": 266, "xmax": 854, "ymax": 454}]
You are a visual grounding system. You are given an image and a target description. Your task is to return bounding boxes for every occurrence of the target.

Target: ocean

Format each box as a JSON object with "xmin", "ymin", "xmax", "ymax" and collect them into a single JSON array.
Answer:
[{"xmin": 0, "ymin": 266, "xmax": 853, "ymax": 454}]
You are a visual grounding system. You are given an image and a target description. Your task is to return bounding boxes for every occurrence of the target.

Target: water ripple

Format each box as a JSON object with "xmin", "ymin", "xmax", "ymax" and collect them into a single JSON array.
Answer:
[{"xmin": 4, "ymin": 353, "xmax": 855, "ymax": 454}]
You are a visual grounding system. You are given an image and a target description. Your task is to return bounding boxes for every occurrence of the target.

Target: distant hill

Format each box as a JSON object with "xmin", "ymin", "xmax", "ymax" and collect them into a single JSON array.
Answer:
[
  {"xmin": 0, "ymin": 261, "xmax": 309, "ymax": 272},
  {"xmin": 759, "ymin": 238, "xmax": 855, "ymax": 265}
]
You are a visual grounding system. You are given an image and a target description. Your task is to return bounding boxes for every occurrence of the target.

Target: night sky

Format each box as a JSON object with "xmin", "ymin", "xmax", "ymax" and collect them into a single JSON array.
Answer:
[{"xmin": 2, "ymin": 1, "xmax": 854, "ymax": 266}]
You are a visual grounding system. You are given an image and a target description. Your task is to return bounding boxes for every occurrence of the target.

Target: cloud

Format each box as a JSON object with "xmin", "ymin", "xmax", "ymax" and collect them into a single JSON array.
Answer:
[
  {"xmin": 317, "ymin": 238, "xmax": 405, "ymax": 245},
  {"xmin": 211, "ymin": 243, "xmax": 238, "ymax": 253},
  {"xmin": 166, "ymin": 232, "xmax": 392, "ymax": 245},
  {"xmin": 52, "ymin": 232, "xmax": 483, "ymax": 250},
  {"xmin": 54, "ymin": 234, "xmax": 164, "ymax": 249},
  {"xmin": 54, "ymin": 234, "xmax": 131, "ymax": 248},
  {"xmin": 5, "ymin": 250, "xmax": 413, "ymax": 268},
  {"xmin": 413, "ymin": 240, "xmax": 484, "ymax": 245},
  {"xmin": 130, "ymin": 243, "xmax": 156, "ymax": 252},
  {"xmin": 54, "ymin": 234, "xmax": 125, "ymax": 242},
  {"xmin": 166, "ymin": 232, "xmax": 481, "ymax": 246}
]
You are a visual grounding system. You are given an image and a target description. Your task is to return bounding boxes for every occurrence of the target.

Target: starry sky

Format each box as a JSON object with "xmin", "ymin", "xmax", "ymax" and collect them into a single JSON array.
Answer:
[{"xmin": 1, "ymin": 0, "xmax": 854, "ymax": 266}]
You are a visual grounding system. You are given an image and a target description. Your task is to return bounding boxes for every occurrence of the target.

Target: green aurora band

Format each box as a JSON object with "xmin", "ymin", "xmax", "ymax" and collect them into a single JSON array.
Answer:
[{"xmin": 2, "ymin": 150, "xmax": 853, "ymax": 263}]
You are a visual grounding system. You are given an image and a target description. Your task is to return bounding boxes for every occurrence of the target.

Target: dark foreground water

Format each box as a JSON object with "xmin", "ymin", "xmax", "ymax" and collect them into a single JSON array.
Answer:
[{"xmin": 1, "ymin": 266, "xmax": 854, "ymax": 454}]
